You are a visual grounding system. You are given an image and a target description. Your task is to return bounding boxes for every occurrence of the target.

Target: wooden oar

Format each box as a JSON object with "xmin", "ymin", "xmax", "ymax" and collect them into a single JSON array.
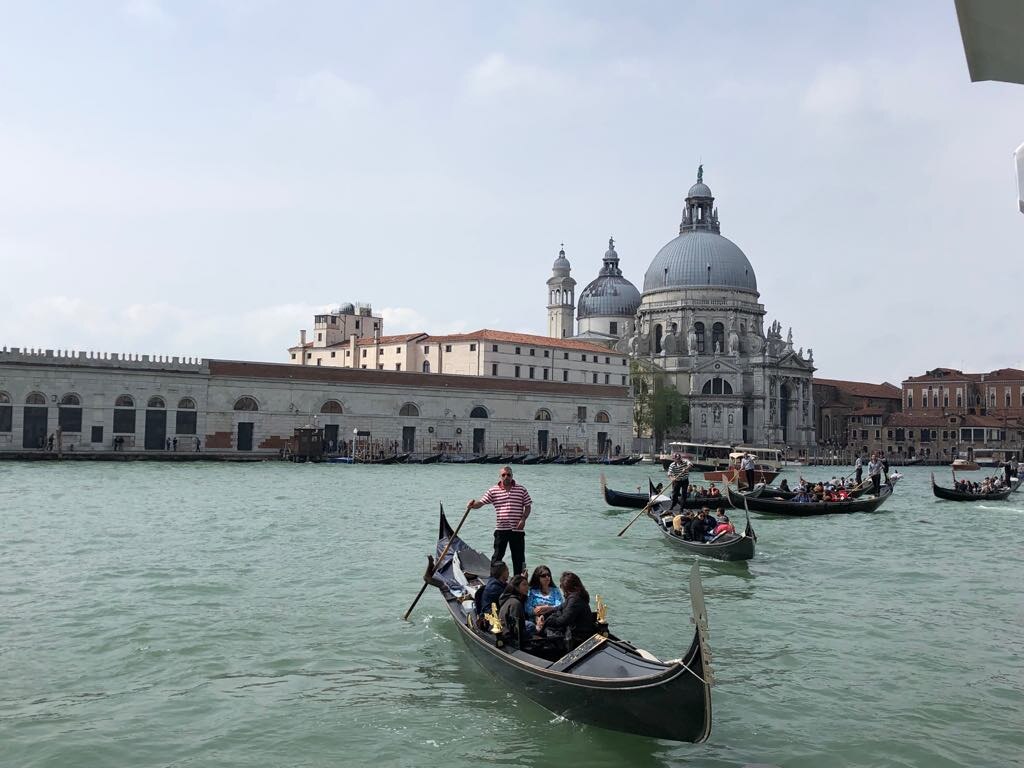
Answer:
[
  {"xmin": 617, "ymin": 486, "xmax": 669, "ymax": 537},
  {"xmin": 402, "ymin": 502, "xmax": 473, "ymax": 621}
]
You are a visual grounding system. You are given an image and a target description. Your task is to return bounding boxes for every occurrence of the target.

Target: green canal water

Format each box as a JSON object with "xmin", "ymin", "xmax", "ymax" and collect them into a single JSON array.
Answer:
[{"xmin": 1, "ymin": 462, "xmax": 1021, "ymax": 768}]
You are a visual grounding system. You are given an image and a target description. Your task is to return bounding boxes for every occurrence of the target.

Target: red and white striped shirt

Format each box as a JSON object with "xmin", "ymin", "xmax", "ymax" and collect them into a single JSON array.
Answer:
[{"xmin": 480, "ymin": 482, "xmax": 533, "ymax": 531}]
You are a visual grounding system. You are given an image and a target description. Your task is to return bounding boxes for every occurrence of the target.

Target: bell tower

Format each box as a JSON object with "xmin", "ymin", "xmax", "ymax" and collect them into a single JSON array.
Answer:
[{"xmin": 547, "ymin": 244, "xmax": 576, "ymax": 338}]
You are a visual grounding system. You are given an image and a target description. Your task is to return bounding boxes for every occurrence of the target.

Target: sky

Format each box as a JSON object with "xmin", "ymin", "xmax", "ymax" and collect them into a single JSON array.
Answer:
[{"xmin": 1, "ymin": 1, "xmax": 1022, "ymax": 385}]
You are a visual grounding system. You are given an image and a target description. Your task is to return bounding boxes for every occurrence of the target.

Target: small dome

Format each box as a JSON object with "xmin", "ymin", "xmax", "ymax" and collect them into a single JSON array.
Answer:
[
  {"xmin": 338, "ymin": 302, "xmax": 355, "ymax": 314},
  {"xmin": 687, "ymin": 181, "xmax": 713, "ymax": 198},
  {"xmin": 578, "ymin": 276, "xmax": 641, "ymax": 319},
  {"xmin": 643, "ymin": 231, "xmax": 757, "ymax": 293},
  {"xmin": 551, "ymin": 246, "xmax": 571, "ymax": 276}
]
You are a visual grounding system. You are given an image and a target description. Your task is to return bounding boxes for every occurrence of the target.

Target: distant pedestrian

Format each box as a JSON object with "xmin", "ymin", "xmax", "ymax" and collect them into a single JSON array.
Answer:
[
  {"xmin": 195, "ymin": 436, "xmax": 201, "ymax": 452},
  {"xmin": 47, "ymin": 434, "xmax": 54, "ymax": 452},
  {"xmin": 165, "ymin": 437, "xmax": 171, "ymax": 451},
  {"xmin": 172, "ymin": 437, "xmax": 178, "ymax": 451}
]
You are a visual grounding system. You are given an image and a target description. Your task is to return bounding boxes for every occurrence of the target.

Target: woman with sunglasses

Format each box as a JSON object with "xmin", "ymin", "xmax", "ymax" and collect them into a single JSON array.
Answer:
[
  {"xmin": 525, "ymin": 566, "xmax": 564, "ymax": 626},
  {"xmin": 536, "ymin": 572, "xmax": 597, "ymax": 652}
]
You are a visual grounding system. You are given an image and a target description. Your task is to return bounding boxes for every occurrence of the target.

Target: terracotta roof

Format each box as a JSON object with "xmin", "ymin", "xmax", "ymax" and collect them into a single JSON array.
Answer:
[
  {"xmin": 904, "ymin": 367, "xmax": 1024, "ymax": 384},
  {"xmin": 979, "ymin": 368, "xmax": 1024, "ymax": 382},
  {"xmin": 425, "ymin": 329, "xmax": 624, "ymax": 356},
  {"xmin": 352, "ymin": 333, "xmax": 428, "ymax": 347},
  {"xmin": 849, "ymin": 407, "xmax": 886, "ymax": 416},
  {"xmin": 209, "ymin": 359, "xmax": 630, "ymax": 398},
  {"xmin": 813, "ymin": 378, "xmax": 902, "ymax": 399}
]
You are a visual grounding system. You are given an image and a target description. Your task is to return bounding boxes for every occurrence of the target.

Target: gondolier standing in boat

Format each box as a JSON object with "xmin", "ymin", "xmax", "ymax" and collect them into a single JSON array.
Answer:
[
  {"xmin": 667, "ymin": 453, "xmax": 692, "ymax": 510},
  {"xmin": 467, "ymin": 466, "xmax": 532, "ymax": 576},
  {"xmin": 740, "ymin": 453, "xmax": 757, "ymax": 490},
  {"xmin": 867, "ymin": 453, "xmax": 882, "ymax": 495}
]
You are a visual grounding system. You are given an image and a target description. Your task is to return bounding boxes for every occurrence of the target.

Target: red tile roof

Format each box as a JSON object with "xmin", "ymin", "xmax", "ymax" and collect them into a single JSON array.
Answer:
[
  {"xmin": 904, "ymin": 367, "xmax": 1024, "ymax": 384},
  {"xmin": 813, "ymin": 378, "xmax": 902, "ymax": 400}
]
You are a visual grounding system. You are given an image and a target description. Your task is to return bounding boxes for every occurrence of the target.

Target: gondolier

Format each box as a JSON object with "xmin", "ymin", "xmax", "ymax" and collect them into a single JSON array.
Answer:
[
  {"xmin": 666, "ymin": 453, "xmax": 692, "ymax": 511},
  {"xmin": 740, "ymin": 453, "xmax": 757, "ymax": 490},
  {"xmin": 867, "ymin": 454, "xmax": 882, "ymax": 495},
  {"xmin": 467, "ymin": 466, "xmax": 532, "ymax": 576}
]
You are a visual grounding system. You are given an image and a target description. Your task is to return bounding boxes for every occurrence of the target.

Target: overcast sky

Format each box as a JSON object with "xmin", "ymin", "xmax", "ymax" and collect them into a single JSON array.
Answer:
[{"xmin": 1, "ymin": 1, "xmax": 1021, "ymax": 385}]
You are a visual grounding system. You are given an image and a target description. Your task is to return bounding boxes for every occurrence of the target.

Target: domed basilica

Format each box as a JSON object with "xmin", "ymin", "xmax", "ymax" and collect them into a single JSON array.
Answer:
[{"xmin": 547, "ymin": 167, "xmax": 816, "ymax": 451}]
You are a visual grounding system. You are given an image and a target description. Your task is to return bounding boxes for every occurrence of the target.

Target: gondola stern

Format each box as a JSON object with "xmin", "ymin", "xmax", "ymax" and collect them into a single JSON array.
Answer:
[
  {"xmin": 688, "ymin": 561, "xmax": 714, "ymax": 687},
  {"xmin": 437, "ymin": 501, "xmax": 453, "ymax": 541}
]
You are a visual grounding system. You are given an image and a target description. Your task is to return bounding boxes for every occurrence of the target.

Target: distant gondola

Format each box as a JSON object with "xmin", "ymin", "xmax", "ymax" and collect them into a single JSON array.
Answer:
[
  {"xmin": 424, "ymin": 507, "xmax": 714, "ymax": 742},
  {"xmin": 930, "ymin": 473, "xmax": 1015, "ymax": 502},
  {"xmin": 600, "ymin": 476, "xmax": 731, "ymax": 510},
  {"xmin": 466, "ymin": 454, "xmax": 490, "ymax": 463},
  {"xmin": 643, "ymin": 484, "xmax": 756, "ymax": 561},
  {"xmin": 552, "ymin": 455, "xmax": 582, "ymax": 465},
  {"xmin": 417, "ymin": 452, "xmax": 444, "ymax": 464},
  {"xmin": 727, "ymin": 482, "xmax": 894, "ymax": 516},
  {"xmin": 519, "ymin": 454, "xmax": 542, "ymax": 464}
]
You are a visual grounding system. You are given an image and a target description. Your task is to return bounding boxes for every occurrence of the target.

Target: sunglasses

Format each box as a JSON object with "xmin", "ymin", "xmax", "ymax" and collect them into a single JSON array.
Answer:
[{"xmin": 500, "ymin": 473, "xmax": 512, "ymax": 477}]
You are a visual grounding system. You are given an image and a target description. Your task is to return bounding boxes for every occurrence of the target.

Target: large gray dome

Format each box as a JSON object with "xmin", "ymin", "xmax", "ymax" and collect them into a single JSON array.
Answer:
[
  {"xmin": 643, "ymin": 231, "xmax": 758, "ymax": 293},
  {"xmin": 578, "ymin": 237, "xmax": 641, "ymax": 319}
]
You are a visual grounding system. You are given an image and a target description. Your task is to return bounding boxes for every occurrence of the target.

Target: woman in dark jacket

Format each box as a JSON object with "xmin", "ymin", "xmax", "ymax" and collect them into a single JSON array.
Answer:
[
  {"xmin": 537, "ymin": 572, "xmax": 596, "ymax": 651},
  {"xmin": 497, "ymin": 575, "xmax": 530, "ymax": 649}
]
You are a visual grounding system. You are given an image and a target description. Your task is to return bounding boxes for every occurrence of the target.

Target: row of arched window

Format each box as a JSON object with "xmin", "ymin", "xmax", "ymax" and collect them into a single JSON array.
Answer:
[
  {"xmin": 654, "ymin": 321, "xmax": 737, "ymax": 354},
  {"xmin": 0, "ymin": 392, "xmax": 199, "ymax": 409}
]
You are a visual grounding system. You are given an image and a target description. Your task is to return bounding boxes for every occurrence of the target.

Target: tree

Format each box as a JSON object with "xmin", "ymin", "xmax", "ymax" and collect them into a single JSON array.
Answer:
[
  {"xmin": 631, "ymin": 359, "xmax": 690, "ymax": 445},
  {"xmin": 654, "ymin": 387, "xmax": 689, "ymax": 447}
]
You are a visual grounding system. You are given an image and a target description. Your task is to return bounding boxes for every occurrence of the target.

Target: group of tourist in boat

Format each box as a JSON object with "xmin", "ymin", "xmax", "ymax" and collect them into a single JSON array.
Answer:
[
  {"xmin": 653, "ymin": 480, "xmax": 723, "ymax": 502},
  {"xmin": 659, "ymin": 508, "xmax": 736, "ymax": 541},
  {"xmin": 953, "ymin": 475, "xmax": 1010, "ymax": 495}
]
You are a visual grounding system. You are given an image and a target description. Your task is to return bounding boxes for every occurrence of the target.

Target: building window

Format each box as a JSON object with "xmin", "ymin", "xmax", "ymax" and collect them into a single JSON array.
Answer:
[
  {"xmin": 562, "ymin": 371, "xmax": 568, "ymax": 382},
  {"xmin": 695, "ymin": 322, "xmax": 705, "ymax": 353},
  {"xmin": 515, "ymin": 347, "xmax": 521, "ymax": 354},
  {"xmin": 321, "ymin": 400, "xmax": 343, "ymax": 414},
  {"xmin": 577, "ymin": 406, "xmax": 587, "ymax": 421},
  {"xmin": 492, "ymin": 363, "xmax": 498, "ymax": 376},
  {"xmin": 362, "ymin": 349, "xmax": 367, "ymax": 358},
  {"xmin": 530, "ymin": 349, "xmax": 535, "ymax": 356},
  {"xmin": 492, "ymin": 344, "xmax": 498, "ymax": 352},
  {"xmin": 395, "ymin": 363, "xmax": 401, "ymax": 371},
  {"xmin": 470, "ymin": 344, "xmax": 476, "ymax": 351},
  {"xmin": 563, "ymin": 352, "xmax": 569, "ymax": 360},
  {"xmin": 604, "ymin": 374, "xmax": 609, "ymax": 384},
  {"xmin": 592, "ymin": 373, "xmax": 598, "ymax": 383},
  {"xmin": 317, "ymin": 332, "xmax": 322, "ymax": 342},
  {"xmin": 907, "ymin": 392, "xmax": 913, "ymax": 408},
  {"xmin": 291, "ymin": 353, "xmax": 296, "ymax": 360},
  {"xmin": 346, "ymin": 350, "xmax": 351, "ymax": 357},
  {"xmin": 535, "ymin": 409, "xmax": 552, "ymax": 421},
  {"xmin": 233, "ymin": 397, "xmax": 259, "ymax": 411},
  {"xmin": 445, "ymin": 345, "xmax": 452, "ymax": 352},
  {"xmin": 331, "ymin": 351, "xmax": 336, "ymax": 358},
  {"xmin": 529, "ymin": 367, "xmax": 535, "ymax": 379},
  {"xmin": 399, "ymin": 403, "xmax": 419, "ymax": 417},
  {"xmin": 515, "ymin": 366, "xmax": 521, "ymax": 378},
  {"xmin": 595, "ymin": 411, "xmax": 610, "ymax": 423},
  {"xmin": 957, "ymin": 393, "xmax": 962, "ymax": 407},
  {"xmin": 378, "ymin": 349, "xmax": 384, "ymax": 355},
  {"xmin": 609, "ymin": 321, "xmax": 618, "ymax": 335},
  {"xmin": 395, "ymin": 347, "xmax": 402, "ymax": 353},
  {"xmin": 581, "ymin": 354, "xmax": 587, "ymax": 362},
  {"xmin": 470, "ymin": 406, "xmax": 489, "ymax": 419},
  {"xmin": 424, "ymin": 345, "xmax": 430, "ymax": 353},
  {"xmin": 317, "ymin": 359, "xmax": 322, "ymax": 366},
  {"xmin": 543, "ymin": 350, "xmax": 550, "ymax": 358},
  {"xmin": 908, "ymin": 430, "xmax": 915, "ymax": 439},
  {"xmin": 593, "ymin": 355, "xmax": 599, "ymax": 363},
  {"xmin": 604, "ymin": 357, "xmax": 610, "ymax": 364},
  {"xmin": 701, "ymin": 377, "xmax": 733, "ymax": 395},
  {"xmin": 543, "ymin": 369, "xmax": 549, "ymax": 380},
  {"xmin": 712, "ymin": 322, "xmax": 725, "ymax": 352},
  {"xmin": 423, "ymin": 361, "xmax": 431, "ymax": 373},
  {"xmin": 306, "ymin": 352, "xmax": 311, "ymax": 360},
  {"xmin": 943, "ymin": 393, "xmax": 948, "ymax": 407},
  {"xmin": 621, "ymin": 375, "xmax": 627, "ymax": 385},
  {"xmin": 355, "ymin": 320, "xmax": 360, "ymax": 329},
  {"xmin": 59, "ymin": 393, "xmax": 83, "ymax": 432},
  {"xmin": 91, "ymin": 426, "xmax": 103, "ymax": 443}
]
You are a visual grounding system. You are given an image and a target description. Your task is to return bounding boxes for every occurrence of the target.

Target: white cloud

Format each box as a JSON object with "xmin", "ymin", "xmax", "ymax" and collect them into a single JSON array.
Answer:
[
  {"xmin": 292, "ymin": 70, "xmax": 372, "ymax": 116},
  {"xmin": 465, "ymin": 53, "xmax": 564, "ymax": 98},
  {"xmin": 122, "ymin": 0, "xmax": 175, "ymax": 31}
]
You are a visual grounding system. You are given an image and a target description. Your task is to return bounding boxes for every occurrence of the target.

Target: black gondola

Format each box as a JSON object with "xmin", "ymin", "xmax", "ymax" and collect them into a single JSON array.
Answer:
[
  {"xmin": 425, "ymin": 506, "xmax": 713, "ymax": 742},
  {"xmin": 466, "ymin": 454, "xmax": 490, "ymax": 463},
  {"xmin": 519, "ymin": 454, "xmax": 542, "ymax": 464},
  {"xmin": 417, "ymin": 452, "xmax": 444, "ymax": 464},
  {"xmin": 645, "ymin": 506, "xmax": 756, "ymax": 561},
  {"xmin": 930, "ymin": 473, "xmax": 1015, "ymax": 502},
  {"xmin": 552, "ymin": 455, "xmax": 582, "ymax": 465},
  {"xmin": 599, "ymin": 474, "xmax": 730, "ymax": 510},
  {"xmin": 727, "ymin": 482, "xmax": 893, "ymax": 516},
  {"xmin": 623, "ymin": 455, "xmax": 642, "ymax": 465}
]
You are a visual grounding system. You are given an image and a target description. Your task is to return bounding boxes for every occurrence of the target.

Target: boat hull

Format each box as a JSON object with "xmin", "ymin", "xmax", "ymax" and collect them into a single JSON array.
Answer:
[
  {"xmin": 931, "ymin": 474, "xmax": 1015, "ymax": 501},
  {"xmin": 728, "ymin": 484, "xmax": 894, "ymax": 516},
  {"xmin": 646, "ymin": 511, "xmax": 755, "ymax": 561}
]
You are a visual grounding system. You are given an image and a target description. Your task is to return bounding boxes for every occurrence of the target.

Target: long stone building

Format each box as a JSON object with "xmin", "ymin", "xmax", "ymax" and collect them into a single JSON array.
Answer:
[{"xmin": 0, "ymin": 348, "xmax": 633, "ymax": 458}]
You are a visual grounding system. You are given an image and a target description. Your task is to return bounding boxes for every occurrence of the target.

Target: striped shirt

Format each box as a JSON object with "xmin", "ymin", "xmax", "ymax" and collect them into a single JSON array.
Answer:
[
  {"xmin": 667, "ymin": 460, "xmax": 691, "ymax": 480},
  {"xmin": 480, "ymin": 482, "xmax": 533, "ymax": 530}
]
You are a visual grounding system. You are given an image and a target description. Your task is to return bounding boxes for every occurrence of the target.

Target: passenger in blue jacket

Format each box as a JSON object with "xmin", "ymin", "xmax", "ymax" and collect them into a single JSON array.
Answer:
[{"xmin": 476, "ymin": 561, "xmax": 509, "ymax": 619}]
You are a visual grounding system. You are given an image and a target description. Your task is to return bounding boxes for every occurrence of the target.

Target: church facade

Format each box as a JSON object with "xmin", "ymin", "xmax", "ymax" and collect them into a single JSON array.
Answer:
[{"xmin": 549, "ymin": 168, "xmax": 816, "ymax": 453}]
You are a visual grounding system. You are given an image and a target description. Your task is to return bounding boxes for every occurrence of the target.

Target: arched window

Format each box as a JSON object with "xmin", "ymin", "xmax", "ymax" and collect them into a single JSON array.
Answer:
[
  {"xmin": 147, "ymin": 396, "xmax": 166, "ymax": 409},
  {"xmin": 535, "ymin": 409, "xmax": 552, "ymax": 421},
  {"xmin": 233, "ymin": 396, "xmax": 259, "ymax": 411},
  {"xmin": 694, "ymin": 322, "xmax": 705, "ymax": 354},
  {"xmin": 0, "ymin": 392, "xmax": 10, "ymax": 433},
  {"xmin": 0, "ymin": 392, "xmax": 10, "ymax": 403},
  {"xmin": 654, "ymin": 324, "xmax": 663, "ymax": 353},
  {"xmin": 59, "ymin": 393, "xmax": 83, "ymax": 431},
  {"xmin": 177, "ymin": 398, "xmax": 196, "ymax": 410},
  {"xmin": 113, "ymin": 395, "xmax": 136, "ymax": 434},
  {"xmin": 399, "ymin": 403, "xmax": 419, "ymax": 417},
  {"xmin": 470, "ymin": 406, "xmax": 489, "ymax": 419},
  {"xmin": 26, "ymin": 392, "xmax": 47, "ymax": 405},
  {"xmin": 701, "ymin": 377, "xmax": 733, "ymax": 395},
  {"xmin": 422, "ymin": 360, "xmax": 431, "ymax": 373},
  {"xmin": 115, "ymin": 395, "xmax": 134, "ymax": 408},
  {"xmin": 320, "ymin": 400, "xmax": 343, "ymax": 414},
  {"xmin": 594, "ymin": 411, "xmax": 610, "ymax": 423},
  {"xmin": 176, "ymin": 398, "xmax": 198, "ymax": 435},
  {"xmin": 712, "ymin": 322, "xmax": 725, "ymax": 353},
  {"xmin": 60, "ymin": 393, "xmax": 81, "ymax": 406}
]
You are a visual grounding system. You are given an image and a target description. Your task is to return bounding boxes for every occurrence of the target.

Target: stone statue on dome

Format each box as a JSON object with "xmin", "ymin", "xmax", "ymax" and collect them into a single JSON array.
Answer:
[{"xmin": 687, "ymin": 325, "xmax": 697, "ymax": 356}]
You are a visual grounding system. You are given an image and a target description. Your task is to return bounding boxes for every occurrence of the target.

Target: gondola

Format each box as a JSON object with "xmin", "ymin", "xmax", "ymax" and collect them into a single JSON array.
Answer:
[
  {"xmin": 417, "ymin": 452, "xmax": 444, "ymax": 464},
  {"xmin": 519, "ymin": 454, "xmax": 542, "ymax": 464},
  {"xmin": 758, "ymin": 481, "xmax": 869, "ymax": 500},
  {"xmin": 930, "ymin": 473, "xmax": 1014, "ymax": 502},
  {"xmin": 644, "ymin": 483, "xmax": 756, "ymax": 560},
  {"xmin": 623, "ymin": 455, "xmax": 643, "ymax": 465},
  {"xmin": 425, "ymin": 507, "xmax": 713, "ymax": 742},
  {"xmin": 727, "ymin": 482, "xmax": 894, "ymax": 516},
  {"xmin": 552, "ymin": 455, "xmax": 582, "ymax": 465},
  {"xmin": 599, "ymin": 475, "xmax": 730, "ymax": 510},
  {"xmin": 508, "ymin": 453, "xmax": 529, "ymax": 464}
]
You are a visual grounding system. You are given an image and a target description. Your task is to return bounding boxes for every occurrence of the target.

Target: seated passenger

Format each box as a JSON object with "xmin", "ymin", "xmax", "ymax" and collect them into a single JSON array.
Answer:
[
  {"xmin": 498, "ymin": 575, "xmax": 531, "ymax": 648},
  {"xmin": 476, "ymin": 561, "xmax": 509, "ymax": 621},
  {"xmin": 681, "ymin": 512, "xmax": 697, "ymax": 541},
  {"xmin": 525, "ymin": 566, "xmax": 564, "ymax": 621},
  {"xmin": 672, "ymin": 513, "xmax": 686, "ymax": 535},
  {"xmin": 779, "ymin": 478, "xmax": 791, "ymax": 492},
  {"xmin": 537, "ymin": 572, "xmax": 597, "ymax": 651},
  {"xmin": 712, "ymin": 515, "xmax": 735, "ymax": 537}
]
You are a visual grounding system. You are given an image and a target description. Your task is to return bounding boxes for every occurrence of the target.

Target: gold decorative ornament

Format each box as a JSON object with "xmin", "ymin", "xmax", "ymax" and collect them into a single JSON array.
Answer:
[
  {"xmin": 596, "ymin": 595, "xmax": 608, "ymax": 624},
  {"xmin": 484, "ymin": 602, "xmax": 503, "ymax": 634}
]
